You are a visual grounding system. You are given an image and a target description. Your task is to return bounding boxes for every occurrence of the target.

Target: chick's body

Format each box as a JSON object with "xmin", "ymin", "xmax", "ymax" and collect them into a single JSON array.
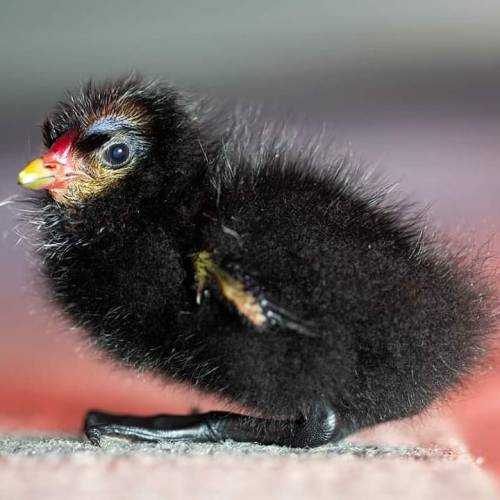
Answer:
[{"xmin": 21, "ymin": 78, "xmax": 493, "ymax": 446}]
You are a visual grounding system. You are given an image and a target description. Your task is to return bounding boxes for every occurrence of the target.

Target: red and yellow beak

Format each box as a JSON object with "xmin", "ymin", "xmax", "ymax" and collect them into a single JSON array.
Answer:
[{"xmin": 18, "ymin": 129, "xmax": 79, "ymax": 191}]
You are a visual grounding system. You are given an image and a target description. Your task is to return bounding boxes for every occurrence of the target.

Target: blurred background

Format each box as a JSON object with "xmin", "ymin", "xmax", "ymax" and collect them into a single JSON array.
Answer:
[{"xmin": 1, "ymin": 0, "xmax": 500, "ymax": 476}]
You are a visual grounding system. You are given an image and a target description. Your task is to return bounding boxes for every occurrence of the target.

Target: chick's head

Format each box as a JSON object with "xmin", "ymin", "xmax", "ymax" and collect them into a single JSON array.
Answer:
[{"xmin": 18, "ymin": 78, "xmax": 197, "ymax": 206}]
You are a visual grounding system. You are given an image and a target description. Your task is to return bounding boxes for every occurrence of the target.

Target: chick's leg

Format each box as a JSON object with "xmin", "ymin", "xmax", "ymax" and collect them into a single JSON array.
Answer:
[{"xmin": 84, "ymin": 402, "xmax": 342, "ymax": 448}]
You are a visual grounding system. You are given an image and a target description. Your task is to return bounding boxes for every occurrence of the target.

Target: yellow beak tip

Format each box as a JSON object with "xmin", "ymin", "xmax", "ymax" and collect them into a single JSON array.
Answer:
[{"xmin": 18, "ymin": 158, "xmax": 55, "ymax": 190}]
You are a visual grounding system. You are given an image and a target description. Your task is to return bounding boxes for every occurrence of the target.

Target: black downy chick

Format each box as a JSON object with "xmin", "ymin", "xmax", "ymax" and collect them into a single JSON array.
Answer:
[{"xmin": 17, "ymin": 77, "xmax": 494, "ymax": 447}]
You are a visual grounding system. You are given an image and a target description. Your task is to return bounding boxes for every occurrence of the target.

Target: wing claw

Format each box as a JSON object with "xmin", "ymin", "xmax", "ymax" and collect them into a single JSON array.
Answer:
[{"xmin": 192, "ymin": 251, "xmax": 320, "ymax": 337}]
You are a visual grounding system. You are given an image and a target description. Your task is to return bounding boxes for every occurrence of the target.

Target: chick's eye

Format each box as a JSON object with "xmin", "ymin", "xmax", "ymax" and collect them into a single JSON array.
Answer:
[{"xmin": 103, "ymin": 143, "xmax": 130, "ymax": 168}]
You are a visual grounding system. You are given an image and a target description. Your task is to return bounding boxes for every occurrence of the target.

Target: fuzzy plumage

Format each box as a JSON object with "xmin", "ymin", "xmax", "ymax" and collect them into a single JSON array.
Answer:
[{"xmin": 20, "ymin": 76, "xmax": 495, "ymax": 446}]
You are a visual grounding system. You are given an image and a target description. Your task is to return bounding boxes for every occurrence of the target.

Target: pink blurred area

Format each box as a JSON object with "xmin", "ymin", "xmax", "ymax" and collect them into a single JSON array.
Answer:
[{"xmin": 1, "ymin": 111, "xmax": 500, "ymax": 479}]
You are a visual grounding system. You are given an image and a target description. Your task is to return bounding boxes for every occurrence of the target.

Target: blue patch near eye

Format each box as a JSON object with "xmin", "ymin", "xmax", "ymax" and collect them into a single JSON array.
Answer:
[{"xmin": 87, "ymin": 118, "xmax": 126, "ymax": 134}]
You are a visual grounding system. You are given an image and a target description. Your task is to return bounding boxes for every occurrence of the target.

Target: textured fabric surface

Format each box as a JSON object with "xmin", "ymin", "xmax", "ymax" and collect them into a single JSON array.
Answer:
[
  {"xmin": 1, "ymin": 418, "xmax": 498, "ymax": 500},
  {"xmin": 0, "ymin": 435, "xmax": 457, "ymax": 459}
]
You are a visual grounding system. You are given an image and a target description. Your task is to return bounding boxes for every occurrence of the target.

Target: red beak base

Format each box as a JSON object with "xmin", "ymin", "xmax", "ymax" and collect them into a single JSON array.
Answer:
[{"xmin": 18, "ymin": 129, "xmax": 79, "ymax": 191}]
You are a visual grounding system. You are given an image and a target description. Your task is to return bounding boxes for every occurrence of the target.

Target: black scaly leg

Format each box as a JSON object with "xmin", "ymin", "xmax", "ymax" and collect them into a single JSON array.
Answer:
[{"xmin": 84, "ymin": 401, "xmax": 343, "ymax": 448}]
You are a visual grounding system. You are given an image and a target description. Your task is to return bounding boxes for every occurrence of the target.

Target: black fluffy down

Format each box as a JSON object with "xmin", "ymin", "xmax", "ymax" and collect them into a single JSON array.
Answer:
[{"xmin": 27, "ymin": 77, "xmax": 495, "ymax": 436}]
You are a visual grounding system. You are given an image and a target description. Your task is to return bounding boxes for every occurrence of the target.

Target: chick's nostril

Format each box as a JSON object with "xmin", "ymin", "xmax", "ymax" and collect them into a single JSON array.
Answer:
[{"xmin": 42, "ymin": 161, "xmax": 61, "ymax": 170}]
